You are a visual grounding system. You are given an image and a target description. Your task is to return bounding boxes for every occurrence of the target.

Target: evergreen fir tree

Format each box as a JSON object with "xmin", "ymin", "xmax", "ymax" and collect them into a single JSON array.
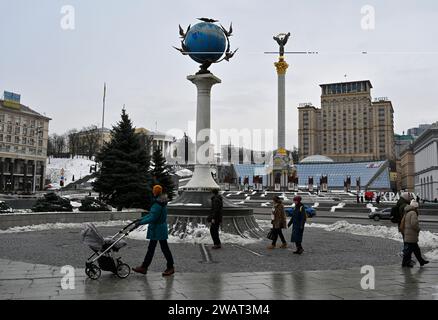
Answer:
[
  {"xmin": 93, "ymin": 109, "xmax": 152, "ymax": 211},
  {"xmin": 151, "ymin": 146, "xmax": 175, "ymax": 200}
]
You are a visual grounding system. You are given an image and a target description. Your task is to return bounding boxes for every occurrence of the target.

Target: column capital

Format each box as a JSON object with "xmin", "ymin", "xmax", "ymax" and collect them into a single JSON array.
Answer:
[
  {"xmin": 275, "ymin": 57, "xmax": 289, "ymax": 75},
  {"xmin": 187, "ymin": 73, "xmax": 222, "ymax": 88}
]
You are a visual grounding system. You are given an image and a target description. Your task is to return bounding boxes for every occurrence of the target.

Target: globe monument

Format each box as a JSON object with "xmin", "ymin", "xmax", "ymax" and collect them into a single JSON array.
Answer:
[{"xmin": 168, "ymin": 18, "xmax": 262, "ymax": 238}]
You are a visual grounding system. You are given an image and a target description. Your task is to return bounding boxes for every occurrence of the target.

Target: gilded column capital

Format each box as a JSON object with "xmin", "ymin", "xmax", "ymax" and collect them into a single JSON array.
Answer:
[{"xmin": 275, "ymin": 57, "xmax": 289, "ymax": 75}]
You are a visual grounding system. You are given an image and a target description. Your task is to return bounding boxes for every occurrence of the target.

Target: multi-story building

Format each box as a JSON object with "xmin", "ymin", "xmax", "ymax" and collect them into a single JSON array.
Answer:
[
  {"xmin": 394, "ymin": 134, "xmax": 415, "ymax": 160},
  {"xmin": 400, "ymin": 145, "xmax": 415, "ymax": 192},
  {"xmin": 135, "ymin": 128, "xmax": 175, "ymax": 156},
  {"xmin": 69, "ymin": 127, "xmax": 111, "ymax": 157},
  {"xmin": 298, "ymin": 80, "xmax": 395, "ymax": 162},
  {"xmin": 413, "ymin": 123, "xmax": 438, "ymax": 201},
  {"xmin": 0, "ymin": 92, "xmax": 51, "ymax": 192},
  {"xmin": 407, "ymin": 124, "xmax": 432, "ymax": 139}
]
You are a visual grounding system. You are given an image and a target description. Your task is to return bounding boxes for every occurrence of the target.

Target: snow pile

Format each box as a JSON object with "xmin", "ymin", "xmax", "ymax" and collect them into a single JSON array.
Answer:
[
  {"xmin": 281, "ymin": 193, "xmax": 290, "ymax": 201},
  {"xmin": 0, "ymin": 220, "xmax": 131, "ymax": 234},
  {"xmin": 330, "ymin": 202, "xmax": 346, "ymax": 212},
  {"xmin": 261, "ymin": 202, "xmax": 271, "ymax": 207},
  {"xmin": 308, "ymin": 221, "xmax": 438, "ymax": 261},
  {"xmin": 70, "ymin": 201, "xmax": 82, "ymax": 208},
  {"xmin": 313, "ymin": 203, "xmax": 319, "ymax": 208},
  {"xmin": 46, "ymin": 157, "xmax": 96, "ymax": 186},
  {"xmin": 175, "ymin": 169, "xmax": 193, "ymax": 178},
  {"xmin": 366, "ymin": 203, "xmax": 378, "ymax": 213},
  {"xmin": 128, "ymin": 223, "xmax": 262, "ymax": 245},
  {"xmin": 168, "ymin": 203, "xmax": 202, "ymax": 207}
]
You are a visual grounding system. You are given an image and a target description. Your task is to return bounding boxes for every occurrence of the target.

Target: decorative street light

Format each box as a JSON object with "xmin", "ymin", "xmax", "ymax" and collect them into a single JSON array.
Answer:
[{"xmin": 32, "ymin": 126, "xmax": 43, "ymax": 194}]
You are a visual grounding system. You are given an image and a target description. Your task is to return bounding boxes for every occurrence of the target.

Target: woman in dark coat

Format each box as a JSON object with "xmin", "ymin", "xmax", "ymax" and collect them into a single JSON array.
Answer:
[
  {"xmin": 288, "ymin": 196, "xmax": 306, "ymax": 254},
  {"xmin": 267, "ymin": 196, "xmax": 287, "ymax": 249}
]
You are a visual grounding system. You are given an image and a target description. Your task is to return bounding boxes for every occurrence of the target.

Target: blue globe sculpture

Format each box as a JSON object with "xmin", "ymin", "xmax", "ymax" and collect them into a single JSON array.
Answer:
[{"xmin": 184, "ymin": 22, "xmax": 227, "ymax": 65}]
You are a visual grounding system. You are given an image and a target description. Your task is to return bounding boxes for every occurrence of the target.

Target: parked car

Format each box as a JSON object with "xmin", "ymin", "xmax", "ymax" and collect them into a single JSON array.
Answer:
[
  {"xmin": 44, "ymin": 183, "xmax": 61, "ymax": 191},
  {"xmin": 368, "ymin": 208, "xmax": 392, "ymax": 221}
]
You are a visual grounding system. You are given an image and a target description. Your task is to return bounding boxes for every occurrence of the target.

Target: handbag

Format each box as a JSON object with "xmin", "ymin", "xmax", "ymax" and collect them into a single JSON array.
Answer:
[{"xmin": 267, "ymin": 228, "xmax": 275, "ymax": 240}]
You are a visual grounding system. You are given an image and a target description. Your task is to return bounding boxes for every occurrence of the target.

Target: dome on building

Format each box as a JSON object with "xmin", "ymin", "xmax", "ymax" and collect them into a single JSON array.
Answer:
[{"xmin": 300, "ymin": 155, "xmax": 334, "ymax": 164}]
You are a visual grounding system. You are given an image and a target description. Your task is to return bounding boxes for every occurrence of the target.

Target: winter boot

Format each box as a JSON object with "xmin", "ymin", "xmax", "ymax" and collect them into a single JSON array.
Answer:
[
  {"xmin": 420, "ymin": 260, "xmax": 430, "ymax": 267},
  {"xmin": 162, "ymin": 267, "xmax": 175, "ymax": 277},
  {"xmin": 132, "ymin": 266, "xmax": 147, "ymax": 274}
]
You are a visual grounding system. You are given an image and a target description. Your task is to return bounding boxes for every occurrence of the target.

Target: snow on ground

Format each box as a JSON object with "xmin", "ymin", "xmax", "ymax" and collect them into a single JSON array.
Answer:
[
  {"xmin": 0, "ymin": 220, "xmax": 131, "ymax": 234},
  {"xmin": 128, "ymin": 223, "xmax": 262, "ymax": 245},
  {"xmin": 70, "ymin": 201, "xmax": 82, "ymax": 208},
  {"xmin": 46, "ymin": 157, "xmax": 96, "ymax": 186},
  {"xmin": 307, "ymin": 220, "xmax": 438, "ymax": 260},
  {"xmin": 175, "ymin": 169, "xmax": 193, "ymax": 178},
  {"xmin": 1, "ymin": 217, "xmax": 437, "ymax": 260},
  {"xmin": 366, "ymin": 203, "xmax": 378, "ymax": 213},
  {"xmin": 330, "ymin": 202, "xmax": 346, "ymax": 212}
]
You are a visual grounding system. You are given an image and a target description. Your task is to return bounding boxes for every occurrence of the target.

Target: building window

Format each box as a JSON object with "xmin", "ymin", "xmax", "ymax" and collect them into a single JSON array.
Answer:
[
  {"xmin": 6, "ymin": 135, "xmax": 11, "ymax": 143},
  {"xmin": 15, "ymin": 127, "xmax": 20, "ymax": 135},
  {"xmin": 7, "ymin": 125, "xmax": 12, "ymax": 134},
  {"xmin": 15, "ymin": 136, "xmax": 20, "ymax": 144}
]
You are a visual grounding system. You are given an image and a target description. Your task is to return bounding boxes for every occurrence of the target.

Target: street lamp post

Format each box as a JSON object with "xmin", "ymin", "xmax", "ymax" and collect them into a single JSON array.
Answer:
[{"xmin": 32, "ymin": 126, "xmax": 43, "ymax": 194}]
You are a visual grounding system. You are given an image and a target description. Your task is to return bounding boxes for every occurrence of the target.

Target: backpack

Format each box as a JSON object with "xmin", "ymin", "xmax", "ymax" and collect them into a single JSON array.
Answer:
[
  {"xmin": 305, "ymin": 206, "xmax": 316, "ymax": 218},
  {"xmin": 285, "ymin": 205, "xmax": 316, "ymax": 218},
  {"xmin": 390, "ymin": 206, "xmax": 401, "ymax": 224}
]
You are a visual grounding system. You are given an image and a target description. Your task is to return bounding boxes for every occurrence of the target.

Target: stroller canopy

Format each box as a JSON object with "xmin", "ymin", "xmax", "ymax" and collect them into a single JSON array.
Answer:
[{"xmin": 81, "ymin": 223, "xmax": 127, "ymax": 252}]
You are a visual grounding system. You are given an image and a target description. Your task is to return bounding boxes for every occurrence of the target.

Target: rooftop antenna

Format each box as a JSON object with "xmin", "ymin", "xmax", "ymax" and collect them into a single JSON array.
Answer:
[{"xmin": 344, "ymin": 74, "xmax": 348, "ymax": 82}]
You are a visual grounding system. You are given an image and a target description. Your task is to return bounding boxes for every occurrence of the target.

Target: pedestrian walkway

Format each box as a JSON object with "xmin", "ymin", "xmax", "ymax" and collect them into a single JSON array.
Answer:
[{"xmin": 1, "ymin": 258, "xmax": 437, "ymax": 300}]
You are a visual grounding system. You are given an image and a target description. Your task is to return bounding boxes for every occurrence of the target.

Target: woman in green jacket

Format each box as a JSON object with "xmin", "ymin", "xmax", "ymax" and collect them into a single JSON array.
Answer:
[{"xmin": 132, "ymin": 185, "xmax": 175, "ymax": 276}]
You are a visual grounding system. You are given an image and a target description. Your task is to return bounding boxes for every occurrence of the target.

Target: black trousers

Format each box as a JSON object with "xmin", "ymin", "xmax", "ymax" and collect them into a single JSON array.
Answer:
[
  {"xmin": 210, "ymin": 222, "xmax": 221, "ymax": 246},
  {"xmin": 271, "ymin": 228, "xmax": 286, "ymax": 246},
  {"xmin": 142, "ymin": 240, "xmax": 174, "ymax": 269},
  {"xmin": 403, "ymin": 242, "xmax": 425, "ymax": 266}
]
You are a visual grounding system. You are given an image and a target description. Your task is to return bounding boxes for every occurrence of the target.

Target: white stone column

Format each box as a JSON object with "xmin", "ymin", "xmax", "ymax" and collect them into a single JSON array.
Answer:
[
  {"xmin": 275, "ymin": 57, "xmax": 289, "ymax": 150},
  {"xmin": 278, "ymin": 72, "xmax": 286, "ymax": 149},
  {"xmin": 184, "ymin": 73, "xmax": 221, "ymax": 190}
]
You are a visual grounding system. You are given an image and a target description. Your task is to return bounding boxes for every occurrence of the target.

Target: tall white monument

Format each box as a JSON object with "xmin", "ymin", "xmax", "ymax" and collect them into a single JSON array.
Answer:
[
  {"xmin": 168, "ymin": 18, "xmax": 261, "ymax": 238},
  {"xmin": 183, "ymin": 73, "xmax": 221, "ymax": 190}
]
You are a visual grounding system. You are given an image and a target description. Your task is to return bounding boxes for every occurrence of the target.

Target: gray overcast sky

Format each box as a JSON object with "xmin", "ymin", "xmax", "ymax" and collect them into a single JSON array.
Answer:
[{"xmin": 1, "ymin": 0, "xmax": 437, "ymax": 150}]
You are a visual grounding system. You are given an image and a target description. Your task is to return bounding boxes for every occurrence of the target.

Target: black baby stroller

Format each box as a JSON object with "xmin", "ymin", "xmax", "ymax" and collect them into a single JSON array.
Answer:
[{"xmin": 81, "ymin": 220, "xmax": 139, "ymax": 280}]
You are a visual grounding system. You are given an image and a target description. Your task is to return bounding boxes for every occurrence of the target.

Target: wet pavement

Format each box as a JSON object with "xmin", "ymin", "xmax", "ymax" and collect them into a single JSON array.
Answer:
[{"xmin": 1, "ymin": 258, "xmax": 437, "ymax": 300}]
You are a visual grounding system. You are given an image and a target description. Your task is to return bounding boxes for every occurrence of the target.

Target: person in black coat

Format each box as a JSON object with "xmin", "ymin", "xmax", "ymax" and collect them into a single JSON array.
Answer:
[
  {"xmin": 208, "ymin": 189, "xmax": 223, "ymax": 249},
  {"xmin": 288, "ymin": 196, "xmax": 306, "ymax": 254}
]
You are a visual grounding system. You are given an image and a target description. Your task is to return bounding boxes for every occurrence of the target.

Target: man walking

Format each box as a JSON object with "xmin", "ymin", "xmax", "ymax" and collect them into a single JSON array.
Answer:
[{"xmin": 209, "ymin": 189, "xmax": 223, "ymax": 249}]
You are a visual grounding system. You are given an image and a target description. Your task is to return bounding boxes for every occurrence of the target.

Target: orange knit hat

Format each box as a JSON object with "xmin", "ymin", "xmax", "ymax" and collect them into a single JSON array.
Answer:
[{"xmin": 153, "ymin": 185, "xmax": 163, "ymax": 195}]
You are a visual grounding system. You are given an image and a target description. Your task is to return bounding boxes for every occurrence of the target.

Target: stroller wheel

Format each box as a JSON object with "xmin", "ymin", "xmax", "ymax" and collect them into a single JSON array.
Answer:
[
  {"xmin": 116, "ymin": 263, "xmax": 131, "ymax": 279},
  {"xmin": 86, "ymin": 264, "xmax": 101, "ymax": 280}
]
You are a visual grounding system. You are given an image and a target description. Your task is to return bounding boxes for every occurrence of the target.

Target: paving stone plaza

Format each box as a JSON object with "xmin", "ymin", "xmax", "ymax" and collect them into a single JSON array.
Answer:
[{"xmin": 1, "ymin": 221, "xmax": 437, "ymax": 300}]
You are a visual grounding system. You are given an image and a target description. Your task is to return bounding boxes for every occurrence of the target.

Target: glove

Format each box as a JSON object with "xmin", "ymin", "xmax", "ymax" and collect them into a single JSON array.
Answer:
[{"xmin": 134, "ymin": 219, "xmax": 142, "ymax": 227}]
